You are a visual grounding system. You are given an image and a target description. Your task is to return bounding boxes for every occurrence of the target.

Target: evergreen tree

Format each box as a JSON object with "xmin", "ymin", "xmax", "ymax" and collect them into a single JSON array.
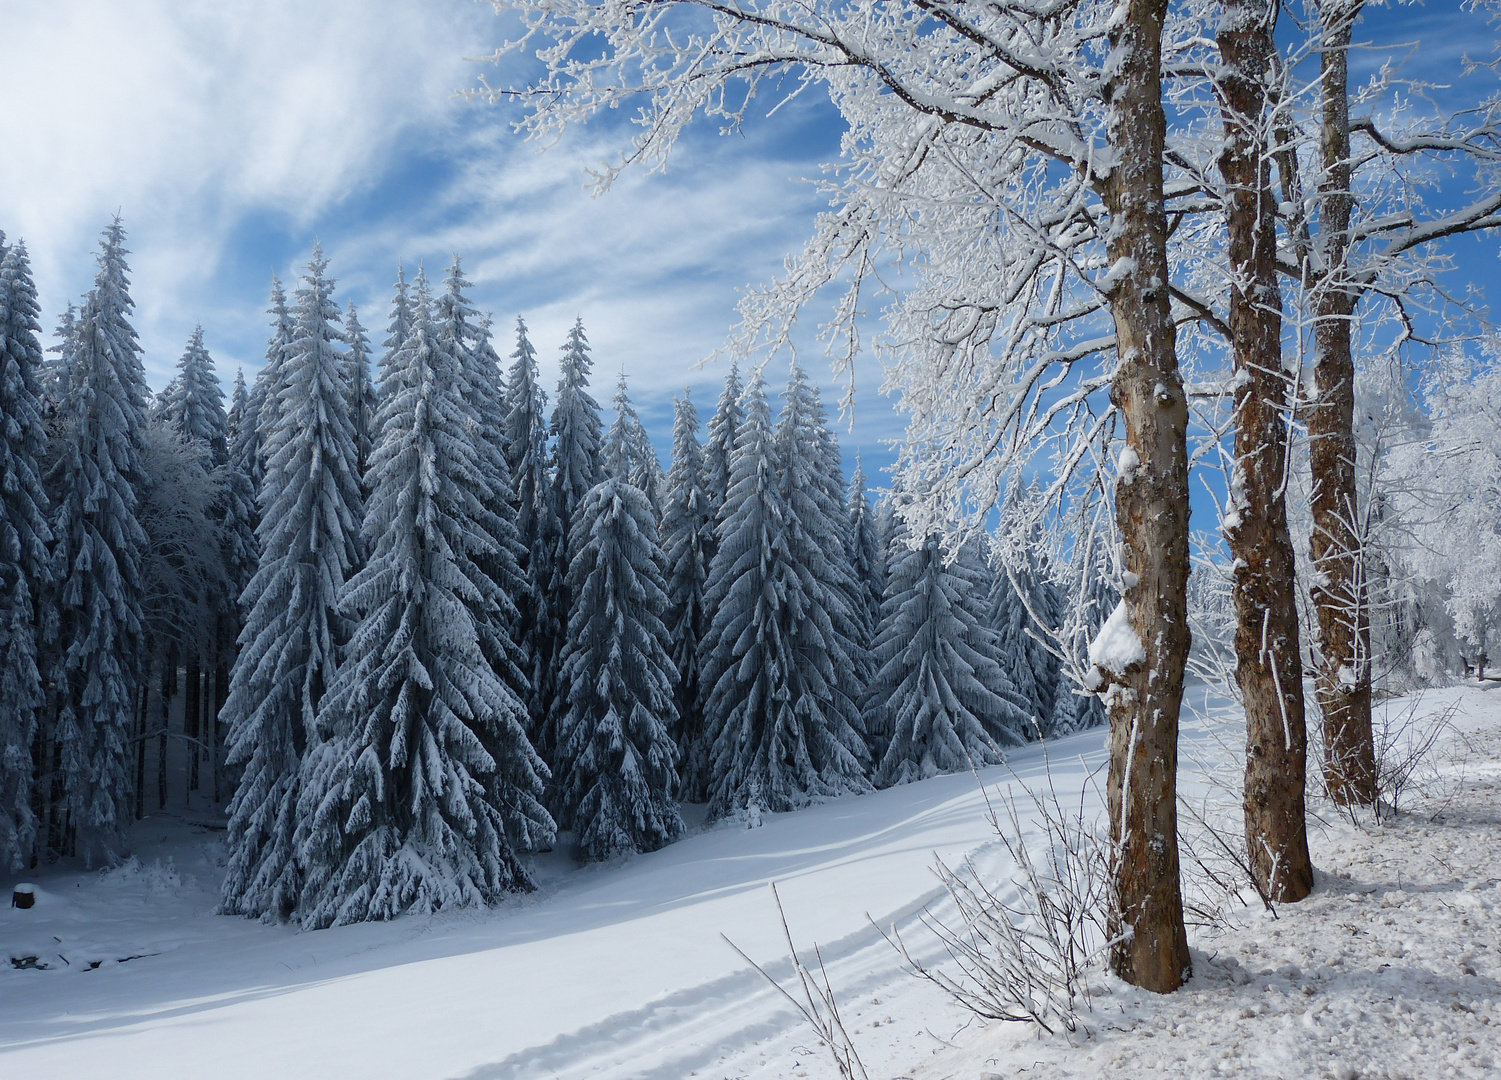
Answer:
[
  {"xmin": 244, "ymin": 276, "xmax": 293, "ymax": 493},
  {"xmin": 554, "ymin": 474, "xmax": 682, "ymax": 859},
  {"xmin": 0, "ymin": 241, "xmax": 52, "ymax": 868},
  {"xmin": 41, "ymin": 303, "xmax": 78, "ymax": 412},
  {"xmin": 604, "ymin": 373, "xmax": 663, "ymax": 513},
  {"xmin": 45, "ymin": 219, "xmax": 151, "ymax": 861},
  {"xmin": 381, "ymin": 265, "xmax": 414, "ymax": 376},
  {"xmin": 987, "ymin": 522, "xmax": 1063, "ymax": 738},
  {"xmin": 220, "ymin": 246, "xmax": 362, "ymax": 920},
  {"xmin": 502, "ymin": 316, "xmax": 556, "ymax": 744},
  {"xmin": 865, "ymin": 521, "xmax": 1029, "ymax": 786},
  {"xmin": 846, "ymin": 456, "xmax": 886, "ymax": 636},
  {"xmin": 661, "ymin": 393, "xmax": 715, "ymax": 800},
  {"xmin": 164, "ymin": 325, "xmax": 228, "ymax": 464},
  {"xmin": 435, "ymin": 260, "xmax": 532, "ymax": 717},
  {"xmin": 541, "ymin": 319, "xmax": 604, "ymax": 772},
  {"xmin": 297, "ymin": 279, "xmax": 552, "ymax": 927},
  {"xmin": 344, "ymin": 301, "xmax": 377, "ymax": 490},
  {"xmin": 703, "ymin": 359, "xmax": 743, "ymax": 518},
  {"xmin": 700, "ymin": 371, "xmax": 870, "ymax": 816}
]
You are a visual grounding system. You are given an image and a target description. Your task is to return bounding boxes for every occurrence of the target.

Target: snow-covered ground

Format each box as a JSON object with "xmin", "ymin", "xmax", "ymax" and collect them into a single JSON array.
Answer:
[{"xmin": 2, "ymin": 683, "xmax": 1497, "ymax": 1080}]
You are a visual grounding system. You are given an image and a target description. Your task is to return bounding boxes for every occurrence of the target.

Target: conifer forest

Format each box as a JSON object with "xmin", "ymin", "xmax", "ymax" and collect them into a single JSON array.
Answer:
[{"xmin": 3, "ymin": 1, "xmax": 1501, "ymax": 1077}]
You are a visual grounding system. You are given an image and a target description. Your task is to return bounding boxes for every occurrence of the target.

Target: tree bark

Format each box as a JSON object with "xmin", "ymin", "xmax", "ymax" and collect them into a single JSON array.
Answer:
[
  {"xmin": 1216, "ymin": 0, "xmax": 1315, "ymax": 902},
  {"xmin": 1308, "ymin": 1, "xmax": 1377, "ymax": 806},
  {"xmin": 1101, "ymin": 0, "xmax": 1193, "ymax": 994}
]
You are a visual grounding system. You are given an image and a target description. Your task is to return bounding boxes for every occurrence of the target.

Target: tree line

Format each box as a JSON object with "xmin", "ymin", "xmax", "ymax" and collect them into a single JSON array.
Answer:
[{"xmin": 0, "ymin": 225, "xmax": 1114, "ymax": 927}]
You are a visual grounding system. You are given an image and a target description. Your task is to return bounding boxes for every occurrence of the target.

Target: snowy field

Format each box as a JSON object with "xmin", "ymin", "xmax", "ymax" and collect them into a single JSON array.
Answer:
[{"xmin": 2, "ymin": 682, "xmax": 1498, "ymax": 1080}]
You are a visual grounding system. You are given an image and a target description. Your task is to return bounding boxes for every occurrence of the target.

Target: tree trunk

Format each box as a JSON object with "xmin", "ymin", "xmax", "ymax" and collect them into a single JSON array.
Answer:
[
  {"xmin": 1216, "ymin": 0, "xmax": 1315, "ymax": 902},
  {"xmin": 1101, "ymin": 0, "xmax": 1193, "ymax": 994},
  {"xmin": 1309, "ymin": 2, "xmax": 1377, "ymax": 806},
  {"xmin": 186, "ymin": 653, "xmax": 201, "ymax": 797}
]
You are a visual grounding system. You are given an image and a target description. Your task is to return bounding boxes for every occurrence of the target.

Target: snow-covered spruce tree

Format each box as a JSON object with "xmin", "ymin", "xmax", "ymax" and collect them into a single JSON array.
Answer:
[
  {"xmin": 435, "ymin": 260, "xmax": 533, "ymax": 718},
  {"xmin": 541, "ymin": 318, "xmax": 604, "ymax": 772},
  {"xmin": 164, "ymin": 325, "xmax": 228, "ymax": 464},
  {"xmin": 987, "ymin": 518, "xmax": 1063, "ymax": 739},
  {"xmin": 344, "ymin": 301, "xmax": 377, "ymax": 491},
  {"xmin": 45, "ymin": 219, "xmax": 150, "ymax": 861},
  {"xmin": 0, "ymin": 240, "xmax": 52, "ymax": 868},
  {"xmin": 702, "ymin": 359, "xmax": 742, "ymax": 519},
  {"xmin": 604, "ymin": 373, "xmax": 663, "ymax": 508},
  {"xmin": 502, "ymin": 315, "xmax": 556, "ymax": 743},
  {"xmin": 700, "ymin": 371, "xmax": 870, "ymax": 817},
  {"xmin": 865, "ymin": 519, "xmax": 1028, "ymax": 786},
  {"xmin": 381, "ymin": 265, "xmax": 414, "ymax": 376},
  {"xmin": 242, "ymin": 276, "xmax": 293, "ymax": 494},
  {"xmin": 661, "ymin": 392, "xmax": 715, "ymax": 801},
  {"xmin": 220, "ymin": 246, "xmax": 362, "ymax": 920},
  {"xmin": 846, "ymin": 456, "xmax": 885, "ymax": 640},
  {"xmin": 223, "ymin": 370, "xmax": 260, "ymax": 586},
  {"xmin": 41, "ymin": 303, "xmax": 77, "ymax": 415},
  {"xmin": 296, "ymin": 279, "xmax": 552, "ymax": 928},
  {"xmin": 158, "ymin": 325, "xmax": 234, "ymax": 799},
  {"xmin": 554, "ymin": 472, "xmax": 682, "ymax": 859}
]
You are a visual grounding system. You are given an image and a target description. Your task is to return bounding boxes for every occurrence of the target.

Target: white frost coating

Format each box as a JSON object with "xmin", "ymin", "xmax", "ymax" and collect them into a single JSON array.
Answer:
[
  {"xmin": 1088, "ymin": 599, "xmax": 1146, "ymax": 673},
  {"xmin": 1120, "ymin": 569, "xmax": 1140, "ymax": 589},
  {"xmin": 1117, "ymin": 445, "xmax": 1140, "ymax": 482}
]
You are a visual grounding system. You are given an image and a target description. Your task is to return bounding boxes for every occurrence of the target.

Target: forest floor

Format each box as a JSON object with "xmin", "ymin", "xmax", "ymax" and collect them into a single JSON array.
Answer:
[{"xmin": 0, "ymin": 682, "xmax": 1497, "ymax": 1080}]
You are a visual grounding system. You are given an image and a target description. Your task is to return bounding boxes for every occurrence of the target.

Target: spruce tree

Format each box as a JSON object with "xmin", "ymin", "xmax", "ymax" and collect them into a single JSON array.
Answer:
[
  {"xmin": 700, "ymin": 371, "xmax": 870, "ymax": 816},
  {"xmin": 382, "ymin": 265, "xmax": 414, "ymax": 376},
  {"xmin": 541, "ymin": 319, "xmax": 604, "ymax": 772},
  {"xmin": 344, "ymin": 301, "xmax": 377, "ymax": 490},
  {"xmin": 45, "ymin": 219, "xmax": 151, "ymax": 861},
  {"xmin": 297, "ymin": 279, "xmax": 552, "ymax": 927},
  {"xmin": 435, "ymin": 260, "xmax": 532, "ymax": 718},
  {"xmin": 847, "ymin": 456, "xmax": 885, "ymax": 636},
  {"xmin": 604, "ymin": 373, "xmax": 663, "ymax": 513},
  {"xmin": 987, "ymin": 523, "xmax": 1063, "ymax": 738},
  {"xmin": 164, "ymin": 325, "xmax": 228, "ymax": 463},
  {"xmin": 703, "ymin": 359, "xmax": 743, "ymax": 517},
  {"xmin": 0, "ymin": 241, "xmax": 52, "ymax": 868},
  {"xmin": 41, "ymin": 303, "xmax": 78, "ymax": 413},
  {"xmin": 244, "ymin": 276, "xmax": 293, "ymax": 493},
  {"xmin": 554, "ymin": 473, "xmax": 682, "ymax": 859},
  {"xmin": 661, "ymin": 393, "xmax": 715, "ymax": 801},
  {"xmin": 502, "ymin": 316, "xmax": 556, "ymax": 744},
  {"xmin": 220, "ymin": 246, "xmax": 362, "ymax": 920},
  {"xmin": 865, "ymin": 522, "xmax": 1029, "ymax": 786}
]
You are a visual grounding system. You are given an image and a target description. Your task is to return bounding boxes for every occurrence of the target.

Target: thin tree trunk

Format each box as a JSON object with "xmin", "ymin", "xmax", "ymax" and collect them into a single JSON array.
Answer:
[
  {"xmin": 1216, "ymin": 0, "xmax": 1315, "ymax": 901},
  {"xmin": 186, "ymin": 653, "xmax": 201, "ymax": 797},
  {"xmin": 1309, "ymin": 1, "xmax": 1377, "ymax": 806},
  {"xmin": 135, "ymin": 675, "xmax": 149, "ymax": 820},
  {"xmin": 158, "ymin": 654, "xmax": 175, "ymax": 811},
  {"xmin": 1100, "ymin": 0, "xmax": 1192, "ymax": 994}
]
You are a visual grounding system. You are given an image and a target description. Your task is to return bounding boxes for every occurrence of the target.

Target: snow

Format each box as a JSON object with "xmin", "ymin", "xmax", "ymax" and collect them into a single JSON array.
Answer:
[
  {"xmin": 4, "ymin": 684, "xmax": 1500, "ymax": 1079},
  {"xmin": 1088, "ymin": 598, "xmax": 1146, "ymax": 673}
]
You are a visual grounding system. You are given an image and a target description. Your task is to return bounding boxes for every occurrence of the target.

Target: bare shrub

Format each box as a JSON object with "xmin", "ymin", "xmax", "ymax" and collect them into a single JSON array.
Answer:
[
  {"xmin": 724, "ymin": 883, "xmax": 869, "ymax": 1080},
  {"xmin": 881, "ymin": 758, "xmax": 1117, "ymax": 1036}
]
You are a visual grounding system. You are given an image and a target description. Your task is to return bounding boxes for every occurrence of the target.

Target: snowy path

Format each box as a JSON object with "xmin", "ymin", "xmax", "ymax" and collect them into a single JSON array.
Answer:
[
  {"xmin": 0, "ymin": 713, "xmax": 1123, "ymax": 1080},
  {"xmin": 7, "ymin": 683, "xmax": 1490, "ymax": 1080}
]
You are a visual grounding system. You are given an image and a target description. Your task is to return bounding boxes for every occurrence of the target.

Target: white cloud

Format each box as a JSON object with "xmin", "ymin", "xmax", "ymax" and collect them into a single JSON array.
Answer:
[{"xmin": 0, "ymin": 0, "xmax": 902, "ymax": 477}]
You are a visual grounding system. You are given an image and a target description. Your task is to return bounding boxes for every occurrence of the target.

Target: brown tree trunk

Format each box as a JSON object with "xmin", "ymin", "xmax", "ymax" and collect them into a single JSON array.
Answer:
[
  {"xmin": 1216, "ymin": 0, "xmax": 1315, "ymax": 902},
  {"xmin": 1309, "ymin": 2, "xmax": 1377, "ymax": 806},
  {"xmin": 1100, "ymin": 0, "xmax": 1193, "ymax": 994}
]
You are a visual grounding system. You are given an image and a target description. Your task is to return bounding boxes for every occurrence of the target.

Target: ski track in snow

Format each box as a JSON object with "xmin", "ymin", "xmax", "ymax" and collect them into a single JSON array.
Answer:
[{"xmin": 2, "ymin": 682, "xmax": 1498, "ymax": 1079}]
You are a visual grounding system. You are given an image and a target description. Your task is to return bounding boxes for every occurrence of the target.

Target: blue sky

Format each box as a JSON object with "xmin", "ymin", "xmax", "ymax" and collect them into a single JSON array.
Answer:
[{"xmin": 0, "ymin": 0, "xmax": 1496, "ymax": 500}]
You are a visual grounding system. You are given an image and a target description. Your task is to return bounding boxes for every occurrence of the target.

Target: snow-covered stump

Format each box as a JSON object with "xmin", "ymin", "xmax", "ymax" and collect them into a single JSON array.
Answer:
[{"xmin": 11, "ymin": 883, "xmax": 36, "ymax": 909}]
